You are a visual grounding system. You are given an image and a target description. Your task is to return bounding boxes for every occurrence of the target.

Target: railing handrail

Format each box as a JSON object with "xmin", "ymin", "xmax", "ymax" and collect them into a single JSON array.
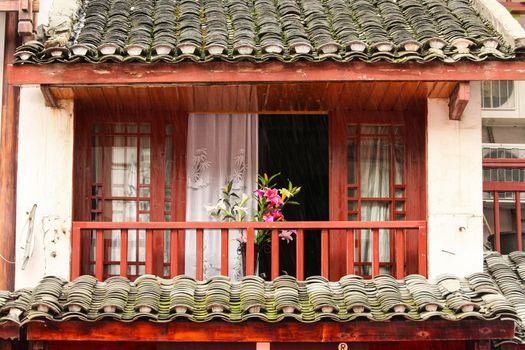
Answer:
[
  {"xmin": 71, "ymin": 220, "xmax": 427, "ymax": 281},
  {"xmin": 72, "ymin": 220, "xmax": 427, "ymax": 230}
]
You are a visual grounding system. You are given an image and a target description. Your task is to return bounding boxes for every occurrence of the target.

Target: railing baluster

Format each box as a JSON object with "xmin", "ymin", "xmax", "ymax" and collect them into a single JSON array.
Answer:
[
  {"xmin": 494, "ymin": 191, "xmax": 501, "ymax": 252},
  {"xmin": 271, "ymin": 229, "xmax": 279, "ymax": 279},
  {"xmin": 145, "ymin": 229, "xmax": 153, "ymax": 274},
  {"xmin": 246, "ymin": 227, "xmax": 255, "ymax": 275},
  {"xmin": 395, "ymin": 229, "xmax": 404, "ymax": 279},
  {"xmin": 95, "ymin": 230, "xmax": 104, "ymax": 280},
  {"xmin": 196, "ymin": 228, "xmax": 204, "ymax": 280},
  {"xmin": 170, "ymin": 229, "xmax": 178, "ymax": 277},
  {"xmin": 296, "ymin": 229, "xmax": 304, "ymax": 280},
  {"xmin": 120, "ymin": 229, "xmax": 128, "ymax": 277},
  {"xmin": 418, "ymin": 224, "xmax": 428, "ymax": 276},
  {"xmin": 321, "ymin": 229, "xmax": 329, "ymax": 278},
  {"xmin": 346, "ymin": 229, "xmax": 354, "ymax": 275},
  {"xmin": 71, "ymin": 225, "xmax": 81, "ymax": 279},
  {"xmin": 372, "ymin": 228, "xmax": 380, "ymax": 277},
  {"xmin": 221, "ymin": 228, "xmax": 229, "ymax": 276},
  {"xmin": 516, "ymin": 191, "xmax": 522, "ymax": 251}
]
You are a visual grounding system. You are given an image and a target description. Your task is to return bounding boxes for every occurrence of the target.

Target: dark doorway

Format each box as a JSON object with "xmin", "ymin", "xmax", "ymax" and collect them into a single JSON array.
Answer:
[{"xmin": 258, "ymin": 114, "xmax": 329, "ymax": 278}]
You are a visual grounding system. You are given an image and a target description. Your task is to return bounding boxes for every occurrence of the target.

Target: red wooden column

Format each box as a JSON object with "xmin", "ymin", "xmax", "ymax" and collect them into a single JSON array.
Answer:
[
  {"xmin": 328, "ymin": 109, "xmax": 347, "ymax": 280},
  {"xmin": 0, "ymin": 13, "xmax": 19, "ymax": 291}
]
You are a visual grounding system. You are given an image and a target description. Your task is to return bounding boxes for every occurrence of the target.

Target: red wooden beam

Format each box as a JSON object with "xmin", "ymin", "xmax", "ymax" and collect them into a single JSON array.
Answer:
[
  {"xmin": 499, "ymin": 1, "xmax": 525, "ymax": 14},
  {"xmin": 483, "ymin": 158, "xmax": 525, "ymax": 169},
  {"xmin": 484, "ymin": 182, "xmax": 525, "ymax": 191},
  {"xmin": 448, "ymin": 82, "xmax": 470, "ymax": 120},
  {"xmin": 9, "ymin": 61, "xmax": 525, "ymax": 86},
  {"xmin": 0, "ymin": 13, "xmax": 19, "ymax": 291},
  {"xmin": 26, "ymin": 319, "xmax": 515, "ymax": 343},
  {"xmin": 0, "ymin": 1, "xmax": 19, "ymax": 11},
  {"xmin": 0, "ymin": 322, "xmax": 20, "ymax": 340}
]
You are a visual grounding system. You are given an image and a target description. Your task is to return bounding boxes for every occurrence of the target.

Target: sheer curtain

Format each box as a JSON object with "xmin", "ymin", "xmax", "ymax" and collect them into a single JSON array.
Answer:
[
  {"xmin": 185, "ymin": 114, "xmax": 258, "ymax": 280},
  {"xmin": 360, "ymin": 126, "xmax": 396, "ymax": 274}
]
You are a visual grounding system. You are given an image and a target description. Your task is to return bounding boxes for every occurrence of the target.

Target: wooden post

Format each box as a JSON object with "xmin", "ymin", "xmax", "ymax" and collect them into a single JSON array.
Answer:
[{"xmin": 0, "ymin": 13, "xmax": 19, "ymax": 291}]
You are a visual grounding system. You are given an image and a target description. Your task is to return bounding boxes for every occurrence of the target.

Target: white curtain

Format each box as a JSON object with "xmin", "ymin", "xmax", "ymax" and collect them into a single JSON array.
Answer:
[
  {"xmin": 360, "ymin": 126, "xmax": 396, "ymax": 274},
  {"xmin": 185, "ymin": 114, "xmax": 258, "ymax": 280}
]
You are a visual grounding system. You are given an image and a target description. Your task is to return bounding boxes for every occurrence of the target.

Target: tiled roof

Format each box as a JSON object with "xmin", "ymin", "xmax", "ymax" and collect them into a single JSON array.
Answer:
[
  {"xmin": 14, "ymin": 0, "xmax": 520, "ymax": 64},
  {"xmin": 485, "ymin": 251, "xmax": 525, "ymax": 346},
  {"xmin": 0, "ymin": 273, "xmax": 517, "ymax": 326}
]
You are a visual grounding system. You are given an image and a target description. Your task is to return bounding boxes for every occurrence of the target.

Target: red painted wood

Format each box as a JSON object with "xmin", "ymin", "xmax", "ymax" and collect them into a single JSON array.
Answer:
[
  {"xmin": 0, "ymin": 322, "xmax": 19, "ymax": 341},
  {"xmin": 321, "ymin": 229, "xmax": 329, "ymax": 278},
  {"xmin": 418, "ymin": 224, "xmax": 428, "ymax": 277},
  {"xmin": 372, "ymin": 228, "xmax": 380, "ymax": 277},
  {"xmin": 395, "ymin": 229, "xmax": 405, "ymax": 279},
  {"xmin": 296, "ymin": 229, "xmax": 304, "ymax": 280},
  {"xmin": 196, "ymin": 229, "xmax": 204, "ymax": 280},
  {"xmin": 146, "ymin": 230, "xmax": 153, "ymax": 274},
  {"xmin": 73, "ymin": 221, "xmax": 426, "ymax": 230},
  {"xmin": 500, "ymin": 1, "xmax": 525, "ymax": 14},
  {"xmin": 221, "ymin": 229, "xmax": 228, "ymax": 275},
  {"xmin": 72, "ymin": 220, "xmax": 428, "ymax": 279},
  {"xmin": 120, "ymin": 230, "xmax": 128, "ymax": 277},
  {"xmin": 170, "ymin": 230, "xmax": 178, "ymax": 278},
  {"xmin": 0, "ymin": 13, "xmax": 19, "ymax": 291},
  {"xmin": 48, "ymin": 342, "xmax": 256, "ymax": 350},
  {"xmin": 271, "ymin": 229, "xmax": 279, "ymax": 279},
  {"xmin": 517, "ymin": 192, "xmax": 523, "ymax": 251},
  {"xmin": 483, "ymin": 158, "xmax": 525, "ymax": 169},
  {"xmin": 10, "ymin": 61, "xmax": 525, "ymax": 86},
  {"xmin": 246, "ymin": 227, "xmax": 255, "ymax": 275},
  {"xmin": 448, "ymin": 82, "xmax": 470, "ymax": 121},
  {"xmin": 346, "ymin": 230, "xmax": 355, "ymax": 275},
  {"xmin": 494, "ymin": 192, "xmax": 501, "ymax": 252},
  {"xmin": 71, "ymin": 225, "xmax": 81, "ymax": 279},
  {"xmin": 328, "ymin": 110, "xmax": 347, "ymax": 280},
  {"xmin": 95, "ymin": 230, "xmax": 104, "ymax": 280},
  {"xmin": 26, "ymin": 319, "xmax": 515, "ymax": 343},
  {"xmin": 484, "ymin": 182, "xmax": 525, "ymax": 191}
]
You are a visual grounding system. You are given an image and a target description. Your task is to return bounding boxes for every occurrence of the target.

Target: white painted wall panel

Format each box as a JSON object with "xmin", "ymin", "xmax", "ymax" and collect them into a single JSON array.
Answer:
[
  {"xmin": 427, "ymin": 82, "xmax": 484, "ymax": 280},
  {"xmin": 15, "ymin": 87, "xmax": 73, "ymax": 289}
]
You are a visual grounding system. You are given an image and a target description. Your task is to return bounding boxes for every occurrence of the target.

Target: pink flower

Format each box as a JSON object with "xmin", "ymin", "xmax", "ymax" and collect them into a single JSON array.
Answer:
[
  {"xmin": 263, "ymin": 213, "xmax": 274, "ymax": 222},
  {"xmin": 270, "ymin": 210, "xmax": 283, "ymax": 221},
  {"xmin": 255, "ymin": 189, "xmax": 265, "ymax": 198},
  {"xmin": 279, "ymin": 229, "xmax": 296, "ymax": 243},
  {"xmin": 265, "ymin": 188, "xmax": 283, "ymax": 207}
]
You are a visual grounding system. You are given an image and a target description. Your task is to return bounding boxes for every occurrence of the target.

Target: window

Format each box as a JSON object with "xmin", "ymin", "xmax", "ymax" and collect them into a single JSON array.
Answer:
[{"xmin": 481, "ymin": 80, "xmax": 516, "ymax": 109}]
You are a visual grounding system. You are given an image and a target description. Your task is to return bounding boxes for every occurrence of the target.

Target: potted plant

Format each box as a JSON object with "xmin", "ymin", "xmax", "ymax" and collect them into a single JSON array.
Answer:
[{"xmin": 207, "ymin": 173, "xmax": 301, "ymax": 277}]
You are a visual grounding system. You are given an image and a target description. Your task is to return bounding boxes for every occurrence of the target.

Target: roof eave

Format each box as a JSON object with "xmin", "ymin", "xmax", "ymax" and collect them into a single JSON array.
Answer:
[{"xmin": 8, "ymin": 60, "xmax": 525, "ymax": 86}]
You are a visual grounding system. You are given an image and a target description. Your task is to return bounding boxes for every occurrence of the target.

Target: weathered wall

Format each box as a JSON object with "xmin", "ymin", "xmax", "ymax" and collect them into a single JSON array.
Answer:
[
  {"xmin": 427, "ymin": 82, "xmax": 484, "ymax": 280},
  {"xmin": 15, "ymin": 87, "xmax": 73, "ymax": 289}
]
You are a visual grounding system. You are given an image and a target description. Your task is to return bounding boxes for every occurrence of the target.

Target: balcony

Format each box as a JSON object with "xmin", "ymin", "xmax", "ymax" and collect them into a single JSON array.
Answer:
[{"xmin": 71, "ymin": 220, "xmax": 427, "ymax": 281}]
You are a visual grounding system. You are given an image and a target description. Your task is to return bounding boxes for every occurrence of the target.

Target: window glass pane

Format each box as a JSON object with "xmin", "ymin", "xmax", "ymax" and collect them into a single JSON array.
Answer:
[
  {"xmin": 360, "ymin": 138, "xmax": 390, "ymax": 198},
  {"xmin": 140, "ymin": 136, "xmax": 151, "ymax": 185},
  {"xmin": 111, "ymin": 200, "xmax": 137, "ymax": 222}
]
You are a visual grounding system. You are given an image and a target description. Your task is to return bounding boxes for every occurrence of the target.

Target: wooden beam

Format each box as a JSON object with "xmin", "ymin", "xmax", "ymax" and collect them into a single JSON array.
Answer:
[
  {"xmin": 448, "ymin": 82, "xmax": 470, "ymax": 120},
  {"xmin": 0, "ymin": 322, "xmax": 20, "ymax": 340},
  {"xmin": 40, "ymin": 85, "xmax": 58, "ymax": 108},
  {"xmin": 483, "ymin": 158, "xmax": 525, "ymax": 169},
  {"xmin": 26, "ymin": 320, "xmax": 515, "ymax": 343},
  {"xmin": 0, "ymin": 1, "xmax": 19, "ymax": 11},
  {"xmin": 0, "ymin": 13, "xmax": 19, "ymax": 291},
  {"xmin": 499, "ymin": 1, "xmax": 525, "ymax": 14},
  {"xmin": 8, "ymin": 60, "xmax": 525, "ymax": 86}
]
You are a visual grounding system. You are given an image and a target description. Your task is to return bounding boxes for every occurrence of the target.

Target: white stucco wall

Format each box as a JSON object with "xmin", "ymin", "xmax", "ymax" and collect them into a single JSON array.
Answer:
[
  {"xmin": 15, "ymin": 87, "xmax": 74, "ymax": 289},
  {"xmin": 427, "ymin": 82, "xmax": 484, "ymax": 280}
]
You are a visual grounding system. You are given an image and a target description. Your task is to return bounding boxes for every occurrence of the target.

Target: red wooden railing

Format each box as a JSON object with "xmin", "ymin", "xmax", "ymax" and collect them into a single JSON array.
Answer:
[
  {"xmin": 483, "ymin": 158, "xmax": 525, "ymax": 252},
  {"xmin": 71, "ymin": 221, "xmax": 427, "ymax": 281}
]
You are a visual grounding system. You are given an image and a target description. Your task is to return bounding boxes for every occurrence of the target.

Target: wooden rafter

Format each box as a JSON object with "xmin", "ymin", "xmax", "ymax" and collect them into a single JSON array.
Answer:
[
  {"xmin": 448, "ymin": 82, "xmax": 470, "ymax": 120},
  {"xmin": 26, "ymin": 319, "xmax": 514, "ymax": 343},
  {"xmin": 8, "ymin": 60, "xmax": 525, "ymax": 86}
]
